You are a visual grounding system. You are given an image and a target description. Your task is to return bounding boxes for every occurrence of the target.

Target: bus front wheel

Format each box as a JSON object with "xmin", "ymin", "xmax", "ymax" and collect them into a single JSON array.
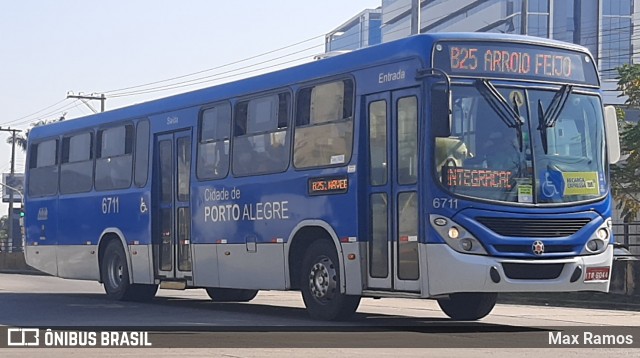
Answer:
[
  {"xmin": 300, "ymin": 240, "xmax": 360, "ymax": 321},
  {"xmin": 101, "ymin": 240, "xmax": 157, "ymax": 302},
  {"xmin": 437, "ymin": 292, "xmax": 497, "ymax": 320}
]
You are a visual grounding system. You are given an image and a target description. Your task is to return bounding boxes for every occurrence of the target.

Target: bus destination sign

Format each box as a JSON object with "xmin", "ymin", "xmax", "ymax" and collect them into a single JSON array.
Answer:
[
  {"xmin": 433, "ymin": 41, "xmax": 598, "ymax": 85},
  {"xmin": 446, "ymin": 167, "xmax": 512, "ymax": 190},
  {"xmin": 308, "ymin": 176, "xmax": 349, "ymax": 196}
]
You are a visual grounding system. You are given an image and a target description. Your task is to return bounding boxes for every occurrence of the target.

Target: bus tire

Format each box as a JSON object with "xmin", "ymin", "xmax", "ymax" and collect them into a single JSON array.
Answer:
[
  {"xmin": 300, "ymin": 240, "xmax": 360, "ymax": 321},
  {"xmin": 437, "ymin": 292, "xmax": 497, "ymax": 320},
  {"xmin": 101, "ymin": 240, "xmax": 157, "ymax": 302},
  {"xmin": 205, "ymin": 288, "xmax": 258, "ymax": 302}
]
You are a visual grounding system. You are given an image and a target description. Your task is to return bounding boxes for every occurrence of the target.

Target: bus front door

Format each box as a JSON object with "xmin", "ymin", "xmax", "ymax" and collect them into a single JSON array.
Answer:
[
  {"xmin": 365, "ymin": 88, "xmax": 421, "ymax": 293},
  {"xmin": 153, "ymin": 130, "xmax": 193, "ymax": 282}
]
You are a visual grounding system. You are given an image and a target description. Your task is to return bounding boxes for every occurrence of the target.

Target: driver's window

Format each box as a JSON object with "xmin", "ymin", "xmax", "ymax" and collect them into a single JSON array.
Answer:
[
  {"xmin": 435, "ymin": 95, "xmax": 475, "ymax": 174},
  {"xmin": 452, "ymin": 97, "xmax": 476, "ymax": 152}
]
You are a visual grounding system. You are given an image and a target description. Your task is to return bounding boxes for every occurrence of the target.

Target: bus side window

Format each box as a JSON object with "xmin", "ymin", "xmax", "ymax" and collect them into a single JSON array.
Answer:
[
  {"xmin": 95, "ymin": 124, "xmax": 134, "ymax": 191},
  {"xmin": 28, "ymin": 139, "xmax": 59, "ymax": 197},
  {"xmin": 197, "ymin": 104, "xmax": 231, "ymax": 180},
  {"xmin": 60, "ymin": 132, "xmax": 94, "ymax": 194},
  {"xmin": 232, "ymin": 93, "xmax": 290, "ymax": 176},
  {"xmin": 397, "ymin": 96, "xmax": 418, "ymax": 185},
  {"xmin": 293, "ymin": 79, "xmax": 354, "ymax": 168},
  {"xmin": 134, "ymin": 119, "xmax": 150, "ymax": 187}
]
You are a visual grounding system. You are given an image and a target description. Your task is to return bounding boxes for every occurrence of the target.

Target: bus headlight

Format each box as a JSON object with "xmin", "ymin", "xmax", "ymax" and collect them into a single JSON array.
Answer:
[
  {"xmin": 430, "ymin": 215, "xmax": 488, "ymax": 255},
  {"xmin": 586, "ymin": 239, "xmax": 605, "ymax": 252},
  {"xmin": 596, "ymin": 228, "xmax": 608, "ymax": 240},
  {"xmin": 460, "ymin": 238, "xmax": 473, "ymax": 251},
  {"xmin": 580, "ymin": 220, "xmax": 611, "ymax": 255}
]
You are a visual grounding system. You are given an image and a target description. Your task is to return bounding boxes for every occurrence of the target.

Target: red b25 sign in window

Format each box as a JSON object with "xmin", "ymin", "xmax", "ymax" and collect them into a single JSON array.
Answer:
[{"xmin": 308, "ymin": 176, "xmax": 349, "ymax": 196}]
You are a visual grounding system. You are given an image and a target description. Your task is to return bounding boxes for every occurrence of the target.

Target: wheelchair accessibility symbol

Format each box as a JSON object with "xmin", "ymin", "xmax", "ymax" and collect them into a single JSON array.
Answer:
[
  {"xmin": 540, "ymin": 170, "xmax": 564, "ymax": 199},
  {"xmin": 542, "ymin": 172, "xmax": 559, "ymax": 197},
  {"xmin": 140, "ymin": 197, "xmax": 148, "ymax": 214}
]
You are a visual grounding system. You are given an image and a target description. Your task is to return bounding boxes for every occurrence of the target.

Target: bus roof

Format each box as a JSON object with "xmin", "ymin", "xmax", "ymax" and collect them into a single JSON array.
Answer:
[{"xmin": 28, "ymin": 32, "xmax": 593, "ymax": 141}]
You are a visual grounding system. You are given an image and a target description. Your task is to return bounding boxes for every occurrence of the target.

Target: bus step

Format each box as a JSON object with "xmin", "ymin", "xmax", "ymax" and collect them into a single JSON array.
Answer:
[
  {"xmin": 159, "ymin": 280, "xmax": 187, "ymax": 290},
  {"xmin": 362, "ymin": 290, "xmax": 422, "ymax": 299}
]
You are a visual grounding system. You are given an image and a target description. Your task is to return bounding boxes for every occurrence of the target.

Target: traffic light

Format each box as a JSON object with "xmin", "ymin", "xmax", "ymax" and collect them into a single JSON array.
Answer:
[{"xmin": 11, "ymin": 208, "xmax": 22, "ymax": 245}]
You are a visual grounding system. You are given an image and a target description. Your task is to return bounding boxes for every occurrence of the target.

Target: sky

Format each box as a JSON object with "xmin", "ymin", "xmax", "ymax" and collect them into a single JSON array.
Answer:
[{"xmin": 0, "ymin": 0, "xmax": 382, "ymax": 214}]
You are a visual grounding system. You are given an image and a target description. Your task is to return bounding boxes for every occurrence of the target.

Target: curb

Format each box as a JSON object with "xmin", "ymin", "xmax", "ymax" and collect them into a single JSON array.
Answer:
[
  {"xmin": 499, "ymin": 292, "xmax": 640, "ymax": 312},
  {"xmin": 0, "ymin": 269, "xmax": 50, "ymax": 276}
]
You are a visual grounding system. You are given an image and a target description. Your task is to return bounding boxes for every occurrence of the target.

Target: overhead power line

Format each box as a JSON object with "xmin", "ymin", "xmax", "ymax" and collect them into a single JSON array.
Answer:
[{"xmin": 5, "ymin": 5, "xmax": 640, "ymax": 125}]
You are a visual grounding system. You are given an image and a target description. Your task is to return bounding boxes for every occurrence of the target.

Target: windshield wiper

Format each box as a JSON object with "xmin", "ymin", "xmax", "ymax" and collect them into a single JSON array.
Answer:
[
  {"xmin": 537, "ymin": 84, "xmax": 573, "ymax": 154},
  {"xmin": 475, "ymin": 79, "xmax": 524, "ymax": 151}
]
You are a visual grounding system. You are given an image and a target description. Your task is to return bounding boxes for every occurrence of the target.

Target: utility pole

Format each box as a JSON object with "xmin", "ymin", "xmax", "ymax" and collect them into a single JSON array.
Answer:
[
  {"xmin": 66, "ymin": 92, "xmax": 106, "ymax": 112},
  {"xmin": 411, "ymin": 0, "xmax": 421, "ymax": 35},
  {"xmin": 520, "ymin": 0, "xmax": 528, "ymax": 35},
  {"xmin": 0, "ymin": 127, "xmax": 21, "ymax": 252}
]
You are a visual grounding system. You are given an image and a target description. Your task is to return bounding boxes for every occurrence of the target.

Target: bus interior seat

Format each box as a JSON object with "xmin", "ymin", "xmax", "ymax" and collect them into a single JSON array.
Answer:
[{"xmin": 435, "ymin": 137, "xmax": 469, "ymax": 172}]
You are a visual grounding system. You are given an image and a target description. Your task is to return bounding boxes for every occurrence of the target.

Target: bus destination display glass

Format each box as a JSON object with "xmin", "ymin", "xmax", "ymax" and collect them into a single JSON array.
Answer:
[{"xmin": 433, "ymin": 41, "xmax": 598, "ymax": 85}]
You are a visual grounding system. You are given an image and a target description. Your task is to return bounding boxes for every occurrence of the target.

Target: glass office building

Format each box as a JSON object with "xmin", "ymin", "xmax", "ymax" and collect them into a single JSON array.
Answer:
[
  {"xmin": 327, "ymin": 0, "xmax": 637, "ymax": 105},
  {"xmin": 325, "ymin": 8, "xmax": 382, "ymax": 53}
]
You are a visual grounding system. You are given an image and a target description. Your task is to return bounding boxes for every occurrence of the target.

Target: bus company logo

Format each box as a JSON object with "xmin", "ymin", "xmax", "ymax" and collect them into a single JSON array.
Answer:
[
  {"xmin": 37, "ymin": 207, "xmax": 48, "ymax": 221},
  {"xmin": 532, "ymin": 240, "xmax": 545, "ymax": 255},
  {"xmin": 7, "ymin": 328, "xmax": 40, "ymax": 346}
]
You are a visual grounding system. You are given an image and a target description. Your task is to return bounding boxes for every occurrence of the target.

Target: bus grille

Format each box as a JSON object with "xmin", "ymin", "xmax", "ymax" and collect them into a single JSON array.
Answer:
[
  {"xmin": 502, "ymin": 263, "xmax": 564, "ymax": 280},
  {"xmin": 493, "ymin": 245, "xmax": 575, "ymax": 254},
  {"xmin": 476, "ymin": 217, "xmax": 591, "ymax": 238}
]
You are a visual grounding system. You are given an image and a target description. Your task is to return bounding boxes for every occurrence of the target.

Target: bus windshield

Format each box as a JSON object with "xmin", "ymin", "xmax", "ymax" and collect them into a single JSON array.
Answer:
[{"xmin": 434, "ymin": 82, "xmax": 607, "ymax": 204}]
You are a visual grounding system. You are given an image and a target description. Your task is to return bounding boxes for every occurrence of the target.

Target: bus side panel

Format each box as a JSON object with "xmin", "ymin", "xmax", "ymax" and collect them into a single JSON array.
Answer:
[
  {"xmin": 24, "ymin": 197, "xmax": 59, "ymax": 276},
  {"xmin": 128, "ymin": 192, "xmax": 154, "ymax": 285},
  {"xmin": 128, "ymin": 243, "xmax": 154, "ymax": 284},
  {"xmin": 342, "ymin": 242, "xmax": 364, "ymax": 295},
  {"xmin": 191, "ymin": 244, "xmax": 220, "ymax": 287},
  {"xmin": 56, "ymin": 191, "xmax": 151, "ymax": 281},
  {"xmin": 192, "ymin": 172, "xmax": 359, "ymax": 291},
  {"xmin": 56, "ymin": 245, "xmax": 99, "ymax": 280},
  {"xmin": 216, "ymin": 244, "xmax": 286, "ymax": 289},
  {"xmin": 57, "ymin": 195, "xmax": 99, "ymax": 280}
]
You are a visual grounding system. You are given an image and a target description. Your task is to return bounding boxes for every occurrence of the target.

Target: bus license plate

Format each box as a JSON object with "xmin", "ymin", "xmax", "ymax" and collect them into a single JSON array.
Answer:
[{"xmin": 584, "ymin": 267, "xmax": 610, "ymax": 282}]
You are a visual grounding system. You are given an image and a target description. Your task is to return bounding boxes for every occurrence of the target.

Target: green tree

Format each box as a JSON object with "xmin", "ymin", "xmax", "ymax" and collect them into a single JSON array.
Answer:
[
  {"xmin": 5, "ymin": 115, "xmax": 65, "ymax": 152},
  {"xmin": 612, "ymin": 64, "xmax": 640, "ymax": 221}
]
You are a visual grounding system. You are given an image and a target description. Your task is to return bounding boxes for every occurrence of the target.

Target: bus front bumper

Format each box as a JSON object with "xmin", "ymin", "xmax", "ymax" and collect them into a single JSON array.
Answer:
[{"xmin": 425, "ymin": 244, "xmax": 613, "ymax": 296}]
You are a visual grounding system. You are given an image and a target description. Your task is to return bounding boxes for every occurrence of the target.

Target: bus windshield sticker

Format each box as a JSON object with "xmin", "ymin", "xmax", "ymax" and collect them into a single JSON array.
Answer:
[
  {"xmin": 540, "ymin": 170, "xmax": 599, "ymax": 199},
  {"xmin": 517, "ymin": 183, "xmax": 533, "ymax": 203},
  {"xmin": 562, "ymin": 171, "xmax": 599, "ymax": 196},
  {"xmin": 308, "ymin": 176, "xmax": 349, "ymax": 196},
  {"xmin": 330, "ymin": 154, "xmax": 345, "ymax": 164}
]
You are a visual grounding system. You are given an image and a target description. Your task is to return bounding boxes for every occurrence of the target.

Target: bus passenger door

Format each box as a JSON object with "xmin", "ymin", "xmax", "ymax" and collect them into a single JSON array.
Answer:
[
  {"xmin": 153, "ymin": 130, "xmax": 193, "ymax": 281},
  {"xmin": 366, "ymin": 88, "xmax": 421, "ymax": 293}
]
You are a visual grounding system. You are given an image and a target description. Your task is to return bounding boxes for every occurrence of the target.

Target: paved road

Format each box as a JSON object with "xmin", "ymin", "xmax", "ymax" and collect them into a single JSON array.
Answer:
[{"xmin": 0, "ymin": 273, "xmax": 639, "ymax": 357}]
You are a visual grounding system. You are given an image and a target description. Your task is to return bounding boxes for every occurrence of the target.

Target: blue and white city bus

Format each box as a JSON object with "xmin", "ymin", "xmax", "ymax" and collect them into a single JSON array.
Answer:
[{"xmin": 24, "ymin": 33, "xmax": 621, "ymax": 321}]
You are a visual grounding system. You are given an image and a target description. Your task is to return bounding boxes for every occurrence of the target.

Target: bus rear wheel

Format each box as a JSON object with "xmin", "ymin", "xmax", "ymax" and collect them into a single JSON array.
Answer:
[
  {"xmin": 437, "ymin": 292, "xmax": 497, "ymax": 320},
  {"xmin": 205, "ymin": 288, "xmax": 258, "ymax": 302},
  {"xmin": 101, "ymin": 240, "xmax": 157, "ymax": 302},
  {"xmin": 300, "ymin": 240, "xmax": 360, "ymax": 321}
]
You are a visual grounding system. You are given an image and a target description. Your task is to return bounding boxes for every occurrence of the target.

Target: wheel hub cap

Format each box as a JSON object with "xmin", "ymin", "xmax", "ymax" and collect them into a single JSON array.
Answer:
[{"xmin": 309, "ymin": 256, "xmax": 337, "ymax": 302}]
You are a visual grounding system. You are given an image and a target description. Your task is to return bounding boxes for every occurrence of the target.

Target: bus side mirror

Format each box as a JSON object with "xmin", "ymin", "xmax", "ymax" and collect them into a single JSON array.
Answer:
[
  {"xmin": 604, "ymin": 106, "xmax": 620, "ymax": 164},
  {"xmin": 432, "ymin": 89, "xmax": 452, "ymax": 137}
]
